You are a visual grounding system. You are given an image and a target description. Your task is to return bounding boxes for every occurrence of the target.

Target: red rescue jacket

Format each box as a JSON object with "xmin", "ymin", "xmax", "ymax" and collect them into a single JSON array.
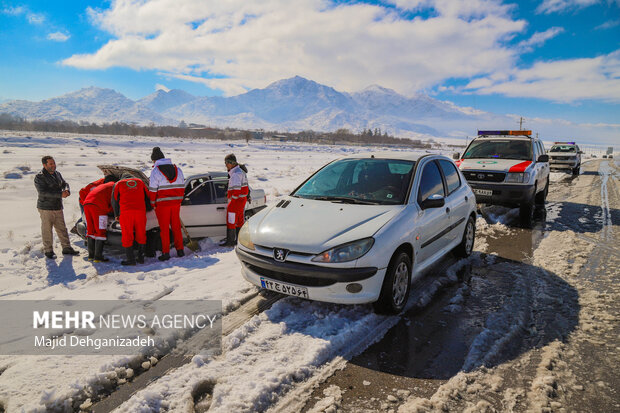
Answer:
[
  {"xmin": 113, "ymin": 178, "xmax": 150, "ymax": 215},
  {"xmin": 83, "ymin": 181, "xmax": 115, "ymax": 214},
  {"xmin": 79, "ymin": 178, "xmax": 105, "ymax": 206},
  {"xmin": 149, "ymin": 158, "xmax": 185, "ymax": 208}
]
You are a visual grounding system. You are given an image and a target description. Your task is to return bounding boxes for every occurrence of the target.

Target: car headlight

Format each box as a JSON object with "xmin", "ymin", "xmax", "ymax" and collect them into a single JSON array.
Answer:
[
  {"xmin": 238, "ymin": 224, "xmax": 254, "ymax": 250},
  {"xmin": 311, "ymin": 238, "xmax": 374, "ymax": 263},
  {"xmin": 505, "ymin": 172, "xmax": 529, "ymax": 183}
]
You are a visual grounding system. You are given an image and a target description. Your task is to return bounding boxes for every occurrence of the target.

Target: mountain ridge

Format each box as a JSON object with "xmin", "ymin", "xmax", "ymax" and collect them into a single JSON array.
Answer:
[{"xmin": 0, "ymin": 76, "xmax": 487, "ymax": 138}]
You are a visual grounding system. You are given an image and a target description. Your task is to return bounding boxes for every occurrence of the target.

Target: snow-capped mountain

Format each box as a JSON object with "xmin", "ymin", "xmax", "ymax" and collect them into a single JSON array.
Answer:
[
  {"xmin": 0, "ymin": 87, "xmax": 173, "ymax": 125},
  {"xmin": 138, "ymin": 89, "xmax": 195, "ymax": 113},
  {"xmin": 0, "ymin": 77, "xmax": 490, "ymax": 137}
]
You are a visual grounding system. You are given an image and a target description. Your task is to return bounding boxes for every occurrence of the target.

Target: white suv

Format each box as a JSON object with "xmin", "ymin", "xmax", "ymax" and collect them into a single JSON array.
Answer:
[
  {"xmin": 454, "ymin": 130, "xmax": 549, "ymax": 224},
  {"xmin": 236, "ymin": 153, "xmax": 477, "ymax": 314},
  {"xmin": 548, "ymin": 142, "xmax": 582, "ymax": 175}
]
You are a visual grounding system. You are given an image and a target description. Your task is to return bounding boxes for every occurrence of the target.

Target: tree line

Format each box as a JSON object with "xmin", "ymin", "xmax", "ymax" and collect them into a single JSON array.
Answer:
[{"xmin": 0, "ymin": 113, "xmax": 433, "ymax": 148}]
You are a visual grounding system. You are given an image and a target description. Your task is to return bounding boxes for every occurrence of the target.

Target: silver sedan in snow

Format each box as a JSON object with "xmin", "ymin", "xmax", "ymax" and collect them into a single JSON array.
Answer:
[{"xmin": 236, "ymin": 152, "xmax": 477, "ymax": 314}]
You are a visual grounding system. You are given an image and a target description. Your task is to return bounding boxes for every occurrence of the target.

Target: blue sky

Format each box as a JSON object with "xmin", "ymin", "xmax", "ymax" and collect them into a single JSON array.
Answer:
[{"xmin": 1, "ymin": 0, "xmax": 619, "ymax": 131}]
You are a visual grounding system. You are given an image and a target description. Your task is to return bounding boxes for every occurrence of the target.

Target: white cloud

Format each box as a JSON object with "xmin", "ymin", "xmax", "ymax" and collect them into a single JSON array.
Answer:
[
  {"xmin": 2, "ymin": 5, "xmax": 45, "ymax": 24},
  {"xmin": 464, "ymin": 50, "xmax": 620, "ymax": 103},
  {"xmin": 47, "ymin": 31, "xmax": 70, "ymax": 42},
  {"xmin": 595, "ymin": 19, "xmax": 620, "ymax": 30},
  {"xmin": 64, "ymin": 0, "xmax": 526, "ymax": 96},
  {"xmin": 536, "ymin": 0, "xmax": 599, "ymax": 14},
  {"xmin": 518, "ymin": 27, "xmax": 564, "ymax": 51},
  {"xmin": 155, "ymin": 83, "xmax": 170, "ymax": 92}
]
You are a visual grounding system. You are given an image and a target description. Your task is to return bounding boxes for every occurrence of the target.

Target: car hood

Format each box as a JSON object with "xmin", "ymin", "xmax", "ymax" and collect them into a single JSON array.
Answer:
[
  {"xmin": 98, "ymin": 165, "xmax": 149, "ymax": 184},
  {"xmin": 250, "ymin": 197, "xmax": 403, "ymax": 254},
  {"xmin": 458, "ymin": 158, "xmax": 533, "ymax": 172}
]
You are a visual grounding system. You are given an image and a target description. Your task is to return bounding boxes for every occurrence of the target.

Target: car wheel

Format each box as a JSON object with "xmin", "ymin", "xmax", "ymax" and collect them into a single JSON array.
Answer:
[
  {"xmin": 454, "ymin": 215, "xmax": 476, "ymax": 258},
  {"xmin": 373, "ymin": 251, "xmax": 411, "ymax": 314},
  {"xmin": 519, "ymin": 197, "xmax": 535, "ymax": 227},
  {"xmin": 535, "ymin": 178, "xmax": 549, "ymax": 205},
  {"xmin": 572, "ymin": 165, "xmax": 580, "ymax": 176}
]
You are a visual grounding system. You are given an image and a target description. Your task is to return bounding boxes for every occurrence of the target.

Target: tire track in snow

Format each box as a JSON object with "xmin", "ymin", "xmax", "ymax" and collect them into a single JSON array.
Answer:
[
  {"xmin": 91, "ymin": 291, "xmax": 279, "ymax": 413},
  {"xmin": 598, "ymin": 161, "xmax": 614, "ymax": 241}
]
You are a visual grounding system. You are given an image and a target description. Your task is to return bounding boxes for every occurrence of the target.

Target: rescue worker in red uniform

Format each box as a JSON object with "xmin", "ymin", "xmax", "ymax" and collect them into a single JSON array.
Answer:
[
  {"xmin": 220, "ymin": 153, "xmax": 249, "ymax": 246},
  {"xmin": 83, "ymin": 176, "xmax": 117, "ymax": 262},
  {"xmin": 113, "ymin": 173, "xmax": 151, "ymax": 265},
  {"xmin": 79, "ymin": 178, "xmax": 105, "ymax": 210},
  {"xmin": 149, "ymin": 147, "xmax": 185, "ymax": 261}
]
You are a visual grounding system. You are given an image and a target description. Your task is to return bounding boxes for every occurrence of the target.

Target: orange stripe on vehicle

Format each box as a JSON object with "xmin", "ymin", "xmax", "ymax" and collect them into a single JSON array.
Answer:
[{"xmin": 508, "ymin": 161, "xmax": 532, "ymax": 173}]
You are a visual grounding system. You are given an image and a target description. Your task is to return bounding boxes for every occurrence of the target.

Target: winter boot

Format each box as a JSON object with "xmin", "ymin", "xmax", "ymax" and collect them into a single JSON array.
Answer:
[
  {"xmin": 93, "ymin": 240, "xmax": 109, "ymax": 262},
  {"xmin": 121, "ymin": 247, "xmax": 136, "ymax": 266},
  {"xmin": 62, "ymin": 246, "xmax": 80, "ymax": 256},
  {"xmin": 219, "ymin": 228, "xmax": 236, "ymax": 247},
  {"xmin": 136, "ymin": 244, "xmax": 145, "ymax": 264},
  {"xmin": 45, "ymin": 250, "xmax": 57, "ymax": 259},
  {"xmin": 86, "ymin": 238, "xmax": 95, "ymax": 261},
  {"xmin": 158, "ymin": 252, "xmax": 170, "ymax": 261},
  {"xmin": 235, "ymin": 227, "xmax": 241, "ymax": 244},
  {"xmin": 176, "ymin": 248, "xmax": 185, "ymax": 258}
]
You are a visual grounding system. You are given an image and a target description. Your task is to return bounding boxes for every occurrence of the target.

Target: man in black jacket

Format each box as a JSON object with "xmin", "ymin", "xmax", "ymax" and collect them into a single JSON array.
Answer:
[{"xmin": 34, "ymin": 156, "xmax": 79, "ymax": 259}]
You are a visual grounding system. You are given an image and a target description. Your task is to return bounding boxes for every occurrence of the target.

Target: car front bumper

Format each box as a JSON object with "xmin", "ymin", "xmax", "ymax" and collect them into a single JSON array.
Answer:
[
  {"xmin": 236, "ymin": 247, "xmax": 384, "ymax": 304},
  {"xmin": 549, "ymin": 160, "xmax": 578, "ymax": 170},
  {"xmin": 467, "ymin": 181, "xmax": 536, "ymax": 207}
]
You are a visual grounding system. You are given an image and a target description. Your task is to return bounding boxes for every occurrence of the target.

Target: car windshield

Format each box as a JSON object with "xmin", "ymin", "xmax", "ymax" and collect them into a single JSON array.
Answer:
[
  {"xmin": 292, "ymin": 158, "xmax": 415, "ymax": 205},
  {"xmin": 463, "ymin": 139, "xmax": 532, "ymax": 161},
  {"xmin": 550, "ymin": 145, "xmax": 576, "ymax": 152}
]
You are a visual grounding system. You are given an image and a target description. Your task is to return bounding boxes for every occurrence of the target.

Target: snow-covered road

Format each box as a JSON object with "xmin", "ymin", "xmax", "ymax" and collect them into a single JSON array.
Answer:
[{"xmin": 303, "ymin": 159, "xmax": 619, "ymax": 413}]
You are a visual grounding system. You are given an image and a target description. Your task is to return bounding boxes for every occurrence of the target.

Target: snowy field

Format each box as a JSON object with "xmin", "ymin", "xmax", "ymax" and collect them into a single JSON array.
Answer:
[
  {"xmin": 0, "ymin": 132, "xmax": 617, "ymax": 412},
  {"xmin": 0, "ymin": 131, "xmax": 445, "ymax": 411}
]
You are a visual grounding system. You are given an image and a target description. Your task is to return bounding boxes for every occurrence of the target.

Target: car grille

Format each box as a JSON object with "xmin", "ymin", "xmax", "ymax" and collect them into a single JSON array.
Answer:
[
  {"xmin": 551, "ymin": 156, "xmax": 572, "ymax": 161},
  {"xmin": 244, "ymin": 263, "xmax": 337, "ymax": 287},
  {"xmin": 462, "ymin": 171, "xmax": 506, "ymax": 182}
]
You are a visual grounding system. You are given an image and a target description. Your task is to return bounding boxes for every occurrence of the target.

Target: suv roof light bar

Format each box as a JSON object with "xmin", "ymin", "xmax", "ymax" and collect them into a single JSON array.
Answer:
[
  {"xmin": 554, "ymin": 141, "xmax": 575, "ymax": 144},
  {"xmin": 478, "ymin": 130, "xmax": 532, "ymax": 136}
]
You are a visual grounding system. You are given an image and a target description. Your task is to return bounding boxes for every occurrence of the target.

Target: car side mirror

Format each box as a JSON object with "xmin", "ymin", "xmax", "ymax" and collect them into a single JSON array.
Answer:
[
  {"xmin": 578, "ymin": 151, "xmax": 584, "ymax": 154},
  {"xmin": 182, "ymin": 197, "xmax": 191, "ymax": 206},
  {"xmin": 452, "ymin": 153, "xmax": 460, "ymax": 160},
  {"xmin": 537, "ymin": 154, "xmax": 549, "ymax": 163},
  {"xmin": 420, "ymin": 194, "xmax": 445, "ymax": 210}
]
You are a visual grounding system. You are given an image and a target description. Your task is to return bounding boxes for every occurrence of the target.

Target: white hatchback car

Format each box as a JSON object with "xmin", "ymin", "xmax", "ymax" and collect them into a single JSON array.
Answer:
[{"xmin": 236, "ymin": 153, "xmax": 477, "ymax": 314}]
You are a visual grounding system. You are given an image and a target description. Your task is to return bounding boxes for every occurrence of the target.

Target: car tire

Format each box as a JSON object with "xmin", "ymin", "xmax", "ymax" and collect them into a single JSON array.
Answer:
[
  {"xmin": 454, "ymin": 215, "xmax": 476, "ymax": 258},
  {"xmin": 535, "ymin": 178, "xmax": 549, "ymax": 205},
  {"xmin": 572, "ymin": 165, "xmax": 580, "ymax": 176},
  {"xmin": 519, "ymin": 197, "xmax": 535, "ymax": 226},
  {"xmin": 373, "ymin": 251, "xmax": 411, "ymax": 315}
]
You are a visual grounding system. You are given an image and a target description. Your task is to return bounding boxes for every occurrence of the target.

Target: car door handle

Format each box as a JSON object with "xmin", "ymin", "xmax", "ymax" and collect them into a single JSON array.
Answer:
[
  {"xmin": 217, "ymin": 207, "xmax": 225, "ymax": 210},
  {"xmin": 465, "ymin": 196, "xmax": 468, "ymax": 202},
  {"xmin": 445, "ymin": 207, "xmax": 450, "ymax": 214}
]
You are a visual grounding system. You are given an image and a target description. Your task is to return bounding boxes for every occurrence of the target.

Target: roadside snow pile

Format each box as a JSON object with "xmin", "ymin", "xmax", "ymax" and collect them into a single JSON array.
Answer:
[
  {"xmin": 307, "ymin": 385, "xmax": 343, "ymax": 413},
  {"xmin": 474, "ymin": 215, "xmax": 512, "ymax": 253},
  {"xmin": 532, "ymin": 230, "xmax": 593, "ymax": 279}
]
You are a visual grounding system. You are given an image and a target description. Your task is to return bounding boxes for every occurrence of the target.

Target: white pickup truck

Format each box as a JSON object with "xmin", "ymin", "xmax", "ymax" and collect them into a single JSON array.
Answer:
[{"xmin": 75, "ymin": 165, "xmax": 266, "ymax": 253}]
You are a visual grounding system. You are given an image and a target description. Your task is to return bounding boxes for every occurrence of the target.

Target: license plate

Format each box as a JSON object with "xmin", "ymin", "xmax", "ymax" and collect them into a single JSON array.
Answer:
[
  {"xmin": 473, "ymin": 188, "xmax": 493, "ymax": 197},
  {"xmin": 260, "ymin": 277, "xmax": 309, "ymax": 299}
]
